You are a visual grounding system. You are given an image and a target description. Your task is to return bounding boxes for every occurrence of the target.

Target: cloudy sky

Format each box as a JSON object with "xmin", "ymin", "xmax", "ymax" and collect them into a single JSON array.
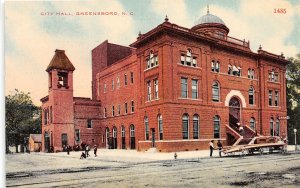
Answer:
[{"xmin": 4, "ymin": 0, "xmax": 300, "ymax": 105}]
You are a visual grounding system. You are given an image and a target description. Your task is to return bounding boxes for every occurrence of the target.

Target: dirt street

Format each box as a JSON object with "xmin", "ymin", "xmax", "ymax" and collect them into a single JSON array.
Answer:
[{"xmin": 6, "ymin": 152, "xmax": 300, "ymax": 187}]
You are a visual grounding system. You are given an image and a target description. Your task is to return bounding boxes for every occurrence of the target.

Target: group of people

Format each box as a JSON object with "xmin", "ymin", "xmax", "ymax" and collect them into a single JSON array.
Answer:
[
  {"xmin": 80, "ymin": 145, "xmax": 98, "ymax": 159},
  {"xmin": 209, "ymin": 140, "xmax": 223, "ymax": 157}
]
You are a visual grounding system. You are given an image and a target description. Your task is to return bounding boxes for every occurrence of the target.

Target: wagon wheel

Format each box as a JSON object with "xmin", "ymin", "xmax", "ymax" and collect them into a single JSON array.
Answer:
[{"xmin": 259, "ymin": 148, "xmax": 264, "ymax": 155}]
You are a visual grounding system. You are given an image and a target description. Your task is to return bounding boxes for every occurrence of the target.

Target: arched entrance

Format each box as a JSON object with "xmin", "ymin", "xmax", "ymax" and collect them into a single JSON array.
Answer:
[{"xmin": 229, "ymin": 97, "xmax": 241, "ymax": 131}]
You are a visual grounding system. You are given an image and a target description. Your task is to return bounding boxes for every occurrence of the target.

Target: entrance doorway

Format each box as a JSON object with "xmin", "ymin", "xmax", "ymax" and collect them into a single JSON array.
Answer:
[
  {"xmin": 229, "ymin": 97, "xmax": 241, "ymax": 131},
  {"xmin": 121, "ymin": 126, "xmax": 125, "ymax": 149},
  {"xmin": 151, "ymin": 128, "xmax": 155, "ymax": 147},
  {"xmin": 112, "ymin": 127, "xmax": 117, "ymax": 149},
  {"xmin": 44, "ymin": 132, "xmax": 50, "ymax": 152}
]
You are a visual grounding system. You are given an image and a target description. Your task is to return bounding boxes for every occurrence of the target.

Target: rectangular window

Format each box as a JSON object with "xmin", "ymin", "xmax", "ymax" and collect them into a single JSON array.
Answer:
[
  {"xmin": 147, "ymin": 81, "xmax": 152, "ymax": 101},
  {"xmin": 57, "ymin": 72, "xmax": 68, "ymax": 88},
  {"xmin": 87, "ymin": 119, "xmax": 92, "ymax": 128},
  {"xmin": 124, "ymin": 74, "xmax": 127, "ymax": 85},
  {"xmin": 154, "ymin": 79, "xmax": 158, "ymax": 99},
  {"xmin": 274, "ymin": 74, "xmax": 279, "ymax": 82},
  {"xmin": 181, "ymin": 78, "xmax": 188, "ymax": 98},
  {"xmin": 269, "ymin": 90, "xmax": 273, "ymax": 106},
  {"xmin": 44, "ymin": 109, "xmax": 47, "ymax": 125},
  {"xmin": 155, "ymin": 56, "xmax": 158, "ymax": 66},
  {"xmin": 181, "ymin": 54, "xmax": 185, "ymax": 65},
  {"xmin": 117, "ymin": 77, "xmax": 120, "ymax": 88},
  {"xmin": 192, "ymin": 58, "xmax": 197, "ymax": 67},
  {"xmin": 193, "ymin": 119, "xmax": 199, "ymax": 139},
  {"xmin": 118, "ymin": 104, "xmax": 121, "ymax": 115},
  {"xmin": 275, "ymin": 91, "xmax": 279, "ymax": 106},
  {"xmin": 125, "ymin": 103, "xmax": 128, "ymax": 114},
  {"xmin": 182, "ymin": 119, "xmax": 188, "ymax": 139},
  {"xmin": 75, "ymin": 129, "xmax": 80, "ymax": 142},
  {"xmin": 192, "ymin": 79, "xmax": 198, "ymax": 99},
  {"xmin": 186, "ymin": 56, "xmax": 191, "ymax": 66},
  {"xmin": 104, "ymin": 107, "xmax": 107, "ymax": 118},
  {"xmin": 270, "ymin": 121, "xmax": 274, "ymax": 136},
  {"xmin": 130, "ymin": 72, "xmax": 134, "ymax": 84},
  {"xmin": 112, "ymin": 79, "xmax": 114, "ymax": 90},
  {"xmin": 131, "ymin": 101, "xmax": 134, "ymax": 113},
  {"xmin": 276, "ymin": 121, "xmax": 280, "ymax": 136},
  {"xmin": 112, "ymin": 106, "xmax": 115, "ymax": 117},
  {"xmin": 104, "ymin": 83, "xmax": 107, "ymax": 93},
  {"xmin": 158, "ymin": 117, "xmax": 163, "ymax": 140}
]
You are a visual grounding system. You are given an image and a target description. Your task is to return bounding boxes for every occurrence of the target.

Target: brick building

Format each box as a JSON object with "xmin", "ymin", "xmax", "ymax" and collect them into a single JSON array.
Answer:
[{"xmin": 41, "ymin": 11, "xmax": 289, "ymax": 152}]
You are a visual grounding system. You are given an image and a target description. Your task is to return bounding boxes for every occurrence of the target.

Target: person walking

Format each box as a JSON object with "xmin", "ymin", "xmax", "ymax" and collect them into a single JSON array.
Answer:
[
  {"xmin": 94, "ymin": 145, "xmax": 97, "ymax": 157},
  {"xmin": 217, "ymin": 140, "xmax": 223, "ymax": 157},
  {"xmin": 85, "ymin": 145, "xmax": 90, "ymax": 157},
  {"xmin": 209, "ymin": 140, "xmax": 214, "ymax": 157},
  {"xmin": 66, "ymin": 145, "xmax": 70, "ymax": 155}
]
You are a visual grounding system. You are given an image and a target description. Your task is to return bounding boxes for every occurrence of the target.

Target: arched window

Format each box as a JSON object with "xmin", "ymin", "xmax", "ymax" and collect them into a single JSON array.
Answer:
[
  {"xmin": 158, "ymin": 115, "xmax": 163, "ymax": 140},
  {"xmin": 193, "ymin": 115, "xmax": 199, "ymax": 139},
  {"xmin": 249, "ymin": 87, "xmax": 255, "ymax": 105},
  {"xmin": 182, "ymin": 114, "xmax": 189, "ymax": 139},
  {"xmin": 144, "ymin": 116, "xmax": 149, "ymax": 140},
  {"xmin": 270, "ymin": 118, "xmax": 274, "ymax": 136},
  {"xmin": 213, "ymin": 115, "xmax": 220, "ymax": 138},
  {"xmin": 121, "ymin": 125, "xmax": 125, "ymax": 138},
  {"xmin": 212, "ymin": 81, "xmax": 220, "ymax": 102},
  {"xmin": 249, "ymin": 117, "xmax": 255, "ymax": 130},
  {"xmin": 130, "ymin": 124, "xmax": 135, "ymax": 137},
  {"xmin": 113, "ymin": 126, "xmax": 117, "ymax": 138},
  {"xmin": 105, "ymin": 127, "xmax": 110, "ymax": 149},
  {"xmin": 275, "ymin": 119, "xmax": 280, "ymax": 136}
]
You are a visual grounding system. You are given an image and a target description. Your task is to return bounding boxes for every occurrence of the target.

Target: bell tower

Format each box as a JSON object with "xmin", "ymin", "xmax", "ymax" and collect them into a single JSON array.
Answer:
[{"xmin": 44, "ymin": 49, "xmax": 76, "ymax": 151}]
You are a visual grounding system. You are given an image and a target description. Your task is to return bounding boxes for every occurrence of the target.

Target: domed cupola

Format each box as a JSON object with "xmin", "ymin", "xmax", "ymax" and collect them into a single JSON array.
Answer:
[{"xmin": 191, "ymin": 6, "xmax": 229, "ymax": 38}]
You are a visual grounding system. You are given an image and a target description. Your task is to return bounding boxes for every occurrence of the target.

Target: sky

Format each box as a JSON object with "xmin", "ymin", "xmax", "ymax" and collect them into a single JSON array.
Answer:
[{"xmin": 4, "ymin": 0, "xmax": 300, "ymax": 105}]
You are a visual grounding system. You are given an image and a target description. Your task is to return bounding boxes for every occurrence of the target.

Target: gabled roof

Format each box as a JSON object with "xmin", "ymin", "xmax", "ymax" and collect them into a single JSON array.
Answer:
[
  {"xmin": 46, "ymin": 49, "xmax": 75, "ymax": 72},
  {"xmin": 29, "ymin": 134, "xmax": 42, "ymax": 143}
]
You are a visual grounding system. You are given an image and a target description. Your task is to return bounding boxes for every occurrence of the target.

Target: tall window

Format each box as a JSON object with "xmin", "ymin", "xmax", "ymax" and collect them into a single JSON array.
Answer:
[
  {"xmin": 192, "ymin": 79, "xmax": 198, "ymax": 99},
  {"xmin": 112, "ymin": 79, "xmax": 114, "ymax": 90},
  {"xmin": 131, "ymin": 100, "xmax": 134, "ymax": 113},
  {"xmin": 112, "ymin": 106, "xmax": 115, "ymax": 117},
  {"xmin": 193, "ymin": 115, "xmax": 199, "ymax": 139},
  {"xmin": 125, "ymin": 103, "xmax": 128, "ymax": 114},
  {"xmin": 124, "ymin": 74, "xmax": 128, "ymax": 85},
  {"xmin": 213, "ymin": 116, "xmax": 220, "ymax": 138},
  {"xmin": 212, "ymin": 81, "xmax": 220, "ymax": 102},
  {"xmin": 116, "ymin": 77, "xmax": 120, "ymax": 88},
  {"xmin": 121, "ymin": 126, "xmax": 125, "ymax": 137},
  {"xmin": 144, "ymin": 116, "xmax": 149, "ymax": 140},
  {"xmin": 181, "ymin": 78, "xmax": 188, "ymax": 98},
  {"xmin": 269, "ymin": 90, "xmax": 273, "ymax": 106},
  {"xmin": 118, "ymin": 104, "xmax": 121, "ymax": 115},
  {"xmin": 147, "ymin": 81, "xmax": 152, "ymax": 101},
  {"xmin": 57, "ymin": 72, "xmax": 68, "ymax": 87},
  {"xmin": 130, "ymin": 72, "xmax": 134, "ymax": 84},
  {"xmin": 87, "ymin": 119, "xmax": 92, "ymax": 128},
  {"xmin": 249, "ymin": 87, "xmax": 254, "ymax": 105},
  {"xmin": 274, "ymin": 91, "xmax": 279, "ymax": 106},
  {"xmin": 275, "ymin": 119, "xmax": 280, "ymax": 136},
  {"xmin": 182, "ymin": 114, "xmax": 189, "ymax": 139},
  {"xmin": 104, "ymin": 83, "xmax": 107, "ymax": 93},
  {"xmin": 113, "ymin": 127, "xmax": 117, "ymax": 138},
  {"xmin": 75, "ymin": 129, "xmax": 80, "ymax": 142},
  {"xmin": 158, "ymin": 115, "xmax": 163, "ymax": 140},
  {"xmin": 154, "ymin": 79, "xmax": 159, "ymax": 99},
  {"xmin": 211, "ymin": 60, "xmax": 220, "ymax": 72},
  {"xmin": 248, "ymin": 69, "xmax": 255, "ymax": 79},
  {"xmin": 270, "ymin": 118, "xmax": 274, "ymax": 136},
  {"xmin": 130, "ymin": 125, "xmax": 135, "ymax": 137},
  {"xmin": 249, "ymin": 117, "xmax": 255, "ymax": 130},
  {"xmin": 146, "ymin": 51, "xmax": 158, "ymax": 69},
  {"xmin": 104, "ymin": 107, "xmax": 107, "ymax": 118}
]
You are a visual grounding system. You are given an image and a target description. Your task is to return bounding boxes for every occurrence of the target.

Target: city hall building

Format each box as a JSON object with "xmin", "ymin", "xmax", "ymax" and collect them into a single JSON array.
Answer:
[{"xmin": 41, "ymin": 10, "xmax": 289, "ymax": 152}]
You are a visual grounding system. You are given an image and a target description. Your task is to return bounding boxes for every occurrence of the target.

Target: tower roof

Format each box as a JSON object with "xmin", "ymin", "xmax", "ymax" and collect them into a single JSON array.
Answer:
[
  {"xmin": 194, "ymin": 13, "xmax": 226, "ymax": 26},
  {"xmin": 46, "ymin": 49, "xmax": 75, "ymax": 72}
]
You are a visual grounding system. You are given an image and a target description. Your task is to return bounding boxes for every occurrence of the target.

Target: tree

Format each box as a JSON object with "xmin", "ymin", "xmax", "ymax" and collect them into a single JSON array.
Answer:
[
  {"xmin": 286, "ymin": 54, "xmax": 300, "ymax": 145},
  {"xmin": 5, "ymin": 89, "xmax": 40, "ymax": 153}
]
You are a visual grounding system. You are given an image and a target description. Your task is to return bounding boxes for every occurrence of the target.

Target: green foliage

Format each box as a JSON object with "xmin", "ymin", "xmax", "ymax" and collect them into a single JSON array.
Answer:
[
  {"xmin": 5, "ymin": 89, "xmax": 41, "ymax": 153},
  {"xmin": 286, "ymin": 54, "xmax": 300, "ymax": 144}
]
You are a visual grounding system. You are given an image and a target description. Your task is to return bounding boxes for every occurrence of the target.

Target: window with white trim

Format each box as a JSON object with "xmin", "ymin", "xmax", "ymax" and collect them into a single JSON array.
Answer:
[
  {"xmin": 154, "ymin": 79, "xmax": 158, "ymax": 99},
  {"xmin": 192, "ymin": 79, "xmax": 198, "ymax": 99},
  {"xmin": 147, "ymin": 81, "xmax": 151, "ymax": 101},
  {"xmin": 180, "ymin": 49, "xmax": 197, "ymax": 67},
  {"xmin": 146, "ymin": 51, "xmax": 158, "ymax": 69},
  {"xmin": 181, "ymin": 78, "xmax": 188, "ymax": 98}
]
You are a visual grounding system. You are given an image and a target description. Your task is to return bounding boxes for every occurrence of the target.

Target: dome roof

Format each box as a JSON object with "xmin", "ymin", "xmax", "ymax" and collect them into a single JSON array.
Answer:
[{"xmin": 194, "ymin": 13, "xmax": 226, "ymax": 26}]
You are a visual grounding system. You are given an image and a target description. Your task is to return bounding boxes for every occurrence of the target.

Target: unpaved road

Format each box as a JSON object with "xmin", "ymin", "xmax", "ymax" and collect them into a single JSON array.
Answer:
[{"xmin": 6, "ymin": 153, "xmax": 300, "ymax": 187}]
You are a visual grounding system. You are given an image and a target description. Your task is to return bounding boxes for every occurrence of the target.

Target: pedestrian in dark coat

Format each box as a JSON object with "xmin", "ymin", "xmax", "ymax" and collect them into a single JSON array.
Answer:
[
  {"xmin": 66, "ymin": 145, "xmax": 70, "ymax": 155},
  {"xmin": 217, "ymin": 140, "xmax": 223, "ymax": 157},
  {"xmin": 85, "ymin": 145, "xmax": 90, "ymax": 157},
  {"xmin": 94, "ymin": 145, "xmax": 97, "ymax": 157},
  {"xmin": 80, "ymin": 152, "xmax": 86, "ymax": 159},
  {"xmin": 209, "ymin": 140, "xmax": 214, "ymax": 157}
]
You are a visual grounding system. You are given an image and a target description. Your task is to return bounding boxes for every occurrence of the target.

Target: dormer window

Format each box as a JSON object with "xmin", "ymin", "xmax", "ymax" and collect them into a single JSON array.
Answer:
[
  {"xmin": 57, "ymin": 72, "xmax": 68, "ymax": 88},
  {"xmin": 181, "ymin": 49, "xmax": 197, "ymax": 67},
  {"xmin": 146, "ymin": 50, "xmax": 158, "ymax": 70}
]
